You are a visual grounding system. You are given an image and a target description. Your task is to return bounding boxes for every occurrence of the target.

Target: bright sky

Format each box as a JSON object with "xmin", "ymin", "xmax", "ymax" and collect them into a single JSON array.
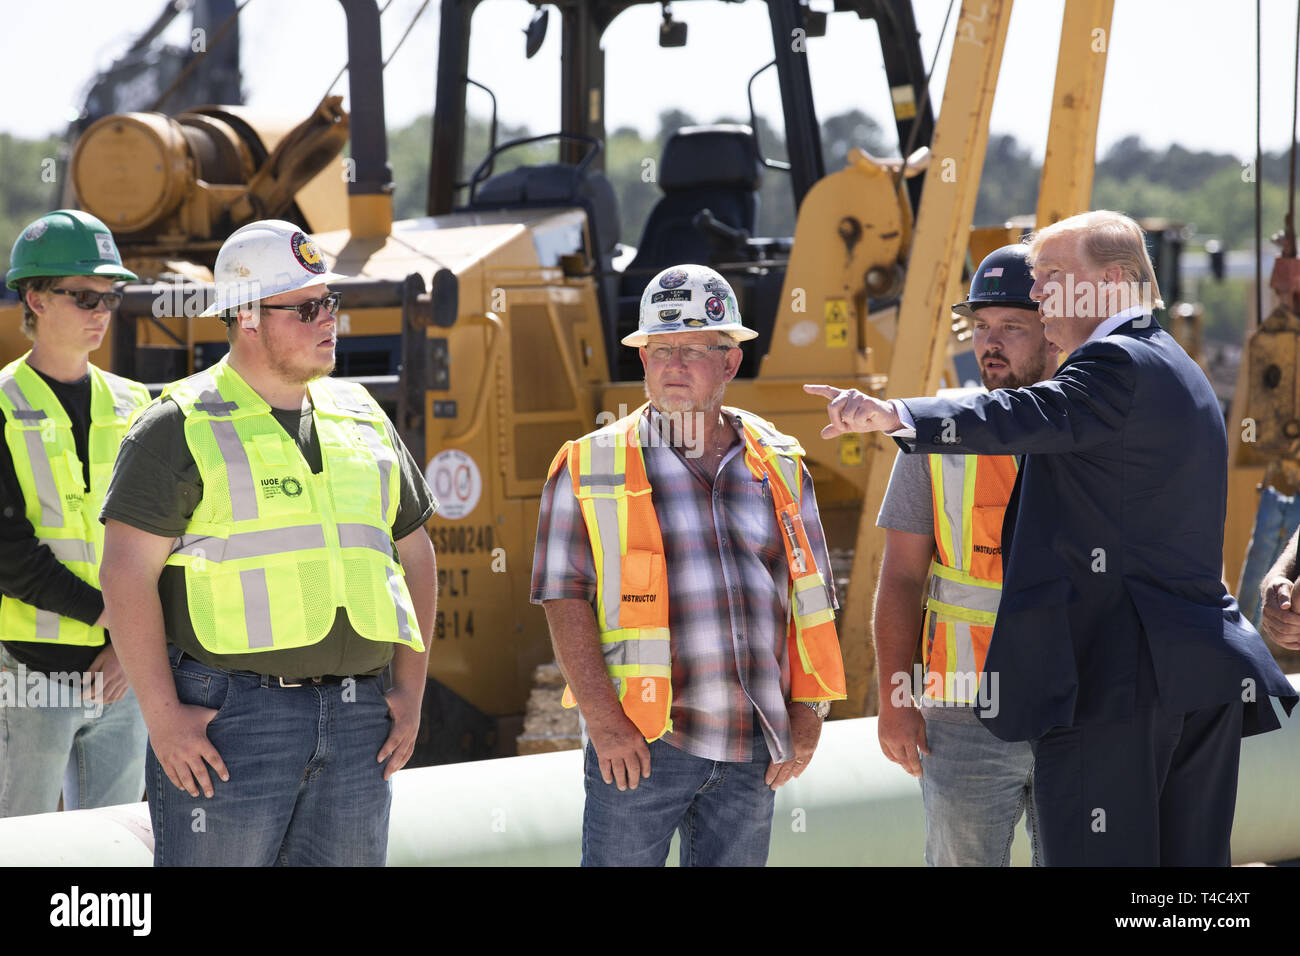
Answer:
[{"xmin": 1, "ymin": 0, "xmax": 1296, "ymax": 163}]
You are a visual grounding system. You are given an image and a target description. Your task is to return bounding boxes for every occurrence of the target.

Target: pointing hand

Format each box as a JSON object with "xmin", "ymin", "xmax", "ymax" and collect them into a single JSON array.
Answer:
[{"xmin": 803, "ymin": 384, "xmax": 902, "ymax": 438}]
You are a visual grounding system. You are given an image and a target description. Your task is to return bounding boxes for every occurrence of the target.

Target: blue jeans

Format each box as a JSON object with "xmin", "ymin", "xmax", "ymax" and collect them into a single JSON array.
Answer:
[
  {"xmin": 148, "ymin": 648, "xmax": 392, "ymax": 866},
  {"xmin": 0, "ymin": 644, "xmax": 147, "ymax": 817},
  {"xmin": 1238, "ymin": 485, "xmax": 1300, "ymax": 627},
  {"xmin": 581, "ymin": 731, "xmax": 775, "ymax": 867},
  {"xmin": 918, "ymin": 707, "xmax": 1040, "ymax": 866}
]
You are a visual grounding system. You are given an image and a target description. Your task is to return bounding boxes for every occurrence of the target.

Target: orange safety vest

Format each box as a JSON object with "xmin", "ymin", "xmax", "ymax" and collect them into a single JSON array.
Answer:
[
  {"xmin": 549, "ymin": 403, "xmax": 846, "ymax": 741},
  {"xmin": 922, "ymin": 452, "xmax": 1019, "ymax": 703}
]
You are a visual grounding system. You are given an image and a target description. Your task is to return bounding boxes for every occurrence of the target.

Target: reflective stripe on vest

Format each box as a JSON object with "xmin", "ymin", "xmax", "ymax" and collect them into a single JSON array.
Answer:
[
  {"xmin": 162, "ymin": 360, "xmax": 422, "ymax": 655},
  {"xmin": 553, "ymin": 403, "xmax": 846, "ymax": 742},
  {"xmin": 923, "ymin": 452, "xmax": 1018, "ymax": 703},
  {"xmin": 0, "ymin": 355, "xmax": 149, "ymax": 647},
  {"xmin": 732, "ymin": 407, "xmax": 844, "ymax": 699}
]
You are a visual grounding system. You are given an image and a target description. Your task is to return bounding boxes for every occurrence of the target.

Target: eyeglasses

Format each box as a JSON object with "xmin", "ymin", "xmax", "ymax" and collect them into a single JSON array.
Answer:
[
  {"xmin": 645, "ymin": 344, "xmax": 733, "ymax": 363},
  {"xmin": 49, "ymin": 289, "xmax": 123, "ymax": 311},
  {"xmin": 258, "ymin": 292, "xmax": 342, "ymax": 323}
]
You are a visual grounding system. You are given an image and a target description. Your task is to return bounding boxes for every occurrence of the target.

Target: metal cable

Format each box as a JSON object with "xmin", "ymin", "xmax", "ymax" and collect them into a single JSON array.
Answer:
[
  {"xmin": 1256, "ymin": 0, "xmax": 1263, "ymax": 325},
  {"xmin": 322, "ymin": 0, "xmax": 430, "ymax": 100},
  {"xmin": 323, "ymin": 0, "xmax": 394, "ymax": 97},
  {"xmin": 892, "ymin": 0, "xmax": 956, "ymax": 195},
  {"xmin": 384, "ymin": 0, "xmax": 434, "ymax": 67},
  {"xmin": 1288, "ymin": 1, "xmax": 1299, "ymax": 258},
  {"xmin": 149, "ymin": 0, "xmax": 255, "ymax": 112}
]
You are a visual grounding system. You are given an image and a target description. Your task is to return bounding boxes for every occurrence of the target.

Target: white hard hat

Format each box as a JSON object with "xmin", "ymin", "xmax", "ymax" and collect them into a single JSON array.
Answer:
[
  {"xmin": 200, "ymin": 219, "xmax": 349, "ymax": 319},
  {"xmin": 622, "ymin": 264, "xmax": 757, "ymax": 347}
]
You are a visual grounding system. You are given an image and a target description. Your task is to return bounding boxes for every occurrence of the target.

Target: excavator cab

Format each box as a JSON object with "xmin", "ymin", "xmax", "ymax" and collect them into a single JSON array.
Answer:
[
  {"xmin": 459, "ymin": 132, "xmax": 624, "ymax": 337},
  {"xmin": 428, "ymin": 0, "xmax": 935, "ymax": 381},
  {"xmin": 614, "ymin": 124, "xmax": 775, "ymax": 380}
]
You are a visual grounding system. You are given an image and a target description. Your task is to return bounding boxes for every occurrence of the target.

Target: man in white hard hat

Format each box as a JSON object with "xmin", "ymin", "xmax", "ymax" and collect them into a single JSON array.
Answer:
[
  {"xmin": 531, "ymin": 264, "xmax": 846, "ymax": 866},
  {"xmin": 99, "ymin": 220, "xmax": 438, "ymax": 866}
]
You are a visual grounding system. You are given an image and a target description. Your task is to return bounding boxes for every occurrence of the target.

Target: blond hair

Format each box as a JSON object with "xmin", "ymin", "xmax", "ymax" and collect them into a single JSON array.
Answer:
[{"xmin": 1027, "ymin": 210, "xmax": 1164, "ymax": 311}]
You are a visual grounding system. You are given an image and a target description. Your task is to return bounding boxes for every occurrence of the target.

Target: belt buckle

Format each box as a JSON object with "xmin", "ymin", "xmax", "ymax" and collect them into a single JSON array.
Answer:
[{"xmin": 278, "ymin": 676, "xmax": 304, "ymax": 688}]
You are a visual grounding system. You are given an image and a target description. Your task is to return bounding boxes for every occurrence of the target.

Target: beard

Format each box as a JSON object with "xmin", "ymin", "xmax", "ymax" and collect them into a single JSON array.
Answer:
[
  {"xmin": 644, "ymin": 379, "xmax": 727, "ymax": 454},
  {"xmin": 261, "ymin": 323, "xmax": 335, "ymax": 385},
  {"xmin": 979, "ymin": 352, "xmax": 1051, "ymax": 391},
  {"xmin": 644, "ymin": 379, "xmax": 727, "ymax": 415}
]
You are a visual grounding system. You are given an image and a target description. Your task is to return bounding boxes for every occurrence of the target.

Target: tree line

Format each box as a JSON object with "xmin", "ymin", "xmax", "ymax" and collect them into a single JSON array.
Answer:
[{"xmin": 3, "ymin": 111, "xmax": 1292, "ymax": 345}]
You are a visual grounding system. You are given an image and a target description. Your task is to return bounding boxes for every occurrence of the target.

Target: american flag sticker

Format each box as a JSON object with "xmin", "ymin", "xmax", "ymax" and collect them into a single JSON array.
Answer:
[{"xmin": 984, "ymin": 267, "xmax": 1004, "ymax": 277}]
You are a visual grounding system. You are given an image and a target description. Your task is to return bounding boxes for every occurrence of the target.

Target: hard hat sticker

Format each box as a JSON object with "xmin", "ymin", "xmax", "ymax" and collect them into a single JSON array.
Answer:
[
  {"xmin": 705, "ymin": 296, "xmax": 725, "ymax": 320},
  {"xmin": 658, "ymin": 308, "xmax": 682, "ymax": 321},
  {"xmin": 658, "ymin": 269, "xmax": 688, "ymax": 289},
  {"xmin": 651, "ymin": 289, "xmax": 691, "ymax": 303},
  {"xmin": 95, "ymin": 234, "xmax": 116, "ymax": 258},
  {"xmin": 702, "ymin": 278, "xmax": 730, "ymax": 299},
  {"xmin": 425, "ymin": 449, "xmax": 482, "ymax": 520},
  {"xmin": 291, "ymin": 233, "xmax": 327, "ymax": 275},
  {"xmin": 23, "ymin": 221, "xmax": 48, "ymax": 242},
  {"xmin": 683, "ymin": 316, "xmax": 707, "ymax": 327}
]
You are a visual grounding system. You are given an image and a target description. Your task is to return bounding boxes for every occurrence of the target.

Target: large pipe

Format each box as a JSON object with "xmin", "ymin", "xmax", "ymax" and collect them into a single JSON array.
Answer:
[{"xmin": 1, "ymin": 683, "xmax": 1296, "ymax": 866}]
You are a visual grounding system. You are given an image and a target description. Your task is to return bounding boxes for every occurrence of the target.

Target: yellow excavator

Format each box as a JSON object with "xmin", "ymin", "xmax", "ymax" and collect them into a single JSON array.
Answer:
[{"xmin": 2, "ymin": 0, "xmax": 1175, "ymax": 764}]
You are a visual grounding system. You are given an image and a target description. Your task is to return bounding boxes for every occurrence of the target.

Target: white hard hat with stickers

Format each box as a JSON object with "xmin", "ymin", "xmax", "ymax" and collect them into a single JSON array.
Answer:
[
  {"xmin": 622, "ymin": 264, "xmax": 757, "ymax": 347},
  {"xmin": 199, "ymin": 219, "xmax": 349, "ymax": 324}
]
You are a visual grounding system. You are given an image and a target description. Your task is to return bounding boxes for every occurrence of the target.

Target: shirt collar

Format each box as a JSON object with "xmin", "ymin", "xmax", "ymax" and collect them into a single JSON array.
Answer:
[{"xmin": 1083, "ymin": 305, "xmax": 1149, "ymax": 345}]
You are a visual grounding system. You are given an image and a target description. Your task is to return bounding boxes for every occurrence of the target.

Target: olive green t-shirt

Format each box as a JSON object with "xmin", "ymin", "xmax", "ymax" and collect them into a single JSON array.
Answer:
[{"xmin": 100, "ymin": 393, "xmax": 436, "ymax": 677}]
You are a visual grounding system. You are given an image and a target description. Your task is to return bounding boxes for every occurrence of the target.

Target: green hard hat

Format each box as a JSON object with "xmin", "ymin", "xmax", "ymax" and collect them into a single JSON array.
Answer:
[{"xmin": 6, "ymin": 209, "xmax": 138, "ymax": 291}]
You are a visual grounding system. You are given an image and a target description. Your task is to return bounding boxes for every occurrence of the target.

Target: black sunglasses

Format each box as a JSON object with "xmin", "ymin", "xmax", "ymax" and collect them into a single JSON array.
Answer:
[
  {"xmin": 259, "ymin": 292, "xmax": 342, "ymax": 323},
  {"xmin": 49, "ymin": 288, "xmax": 123, "ymax": 311}
]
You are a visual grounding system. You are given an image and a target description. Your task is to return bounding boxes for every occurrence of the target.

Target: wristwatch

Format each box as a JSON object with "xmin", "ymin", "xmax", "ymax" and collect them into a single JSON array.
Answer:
[{"xmin": 802, "ymin": 701, "xmax": 831, "ymax": 719}]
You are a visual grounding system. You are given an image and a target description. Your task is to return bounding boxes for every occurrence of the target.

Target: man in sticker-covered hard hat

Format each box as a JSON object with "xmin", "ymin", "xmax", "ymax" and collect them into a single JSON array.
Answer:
[
  {"xmin": 0, "ymin": 209, "xmax": 151, "ymax": 817},
  {"xmin": 874, "ymin": 245, "xmax": 1053, "ymax": 866},
  {"xmin": 99, "ymin": 219, "xmax": 438, "ymax": 866},
  {"xmin": 531, "ymin": 263, "xmax": 846, "ymax": 866}
]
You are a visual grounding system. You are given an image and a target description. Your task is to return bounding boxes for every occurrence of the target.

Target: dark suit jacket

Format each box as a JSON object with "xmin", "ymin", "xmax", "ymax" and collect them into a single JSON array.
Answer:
[{"xmin": 898, "ymin": 316, "xmax": 1298, "ymax": 741}]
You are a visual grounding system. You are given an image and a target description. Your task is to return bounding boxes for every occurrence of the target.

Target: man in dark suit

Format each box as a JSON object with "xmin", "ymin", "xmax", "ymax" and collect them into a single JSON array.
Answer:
[{"xmin": 806, "ymin": 210, "xmax": 1297, "ymax": 866}]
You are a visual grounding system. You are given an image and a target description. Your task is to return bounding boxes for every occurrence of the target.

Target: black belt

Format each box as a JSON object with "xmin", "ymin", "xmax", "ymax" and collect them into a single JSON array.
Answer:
[{"xmin": 171, "ymin": 648, "xmax": 373, "ymax": 689}]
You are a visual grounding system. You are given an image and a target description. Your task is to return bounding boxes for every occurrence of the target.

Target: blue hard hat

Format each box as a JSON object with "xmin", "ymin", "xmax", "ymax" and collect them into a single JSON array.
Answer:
[{"xmin": 952, "ymin": 244, "xmax": 1037, "ymax": 318}]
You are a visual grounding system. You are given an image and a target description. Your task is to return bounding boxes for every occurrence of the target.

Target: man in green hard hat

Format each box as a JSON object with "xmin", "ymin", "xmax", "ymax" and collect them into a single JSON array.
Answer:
[{"xmin": 0, "ymin": 209, "xmax": 152, "ymax": 816}]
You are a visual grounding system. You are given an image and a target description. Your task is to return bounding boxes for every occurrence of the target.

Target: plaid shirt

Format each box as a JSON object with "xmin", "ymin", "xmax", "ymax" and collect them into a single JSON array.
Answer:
[{"xmin": 530, "ymin": 405, "xmax": 837, "ymax": 764}]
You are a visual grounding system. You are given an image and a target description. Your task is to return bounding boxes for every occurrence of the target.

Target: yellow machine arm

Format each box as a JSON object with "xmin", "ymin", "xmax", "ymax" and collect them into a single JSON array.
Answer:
[{"xmin": 836, "ymin": 0, "xmax": 1113, "ymax": 717}]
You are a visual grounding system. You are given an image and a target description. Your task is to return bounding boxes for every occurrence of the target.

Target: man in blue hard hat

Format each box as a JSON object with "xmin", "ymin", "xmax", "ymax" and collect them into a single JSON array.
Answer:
[
  {"xmin": 0, "ymin": 209, "xmax": 151, "ymax": 817},
  {"xmin": 872, "ymin": 245, "xmax": 1054, "ymax": 865}
]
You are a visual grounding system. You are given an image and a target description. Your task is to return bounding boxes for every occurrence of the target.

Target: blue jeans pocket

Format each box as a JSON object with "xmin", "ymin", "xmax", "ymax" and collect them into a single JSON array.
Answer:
[{"xmin": 171, "ymin": 658, "xmax": 232, "ymax": 716}]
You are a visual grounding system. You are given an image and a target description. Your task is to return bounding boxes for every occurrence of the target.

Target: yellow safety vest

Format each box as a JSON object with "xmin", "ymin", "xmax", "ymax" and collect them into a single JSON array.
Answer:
[
  {"xmin": 923, "ymin": 452, "xmax": 1019, "ymax": 703},
  {"xmin": 550, "ymin": 403, "xmax": 846, "ymax": 741},
  {"xmin": 162, "ymin": 359, "xmax": 423, "ymax": 655},
  {"xmin": 0, "ymin": 354, "xmax": 149, "ymax": 646}
]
